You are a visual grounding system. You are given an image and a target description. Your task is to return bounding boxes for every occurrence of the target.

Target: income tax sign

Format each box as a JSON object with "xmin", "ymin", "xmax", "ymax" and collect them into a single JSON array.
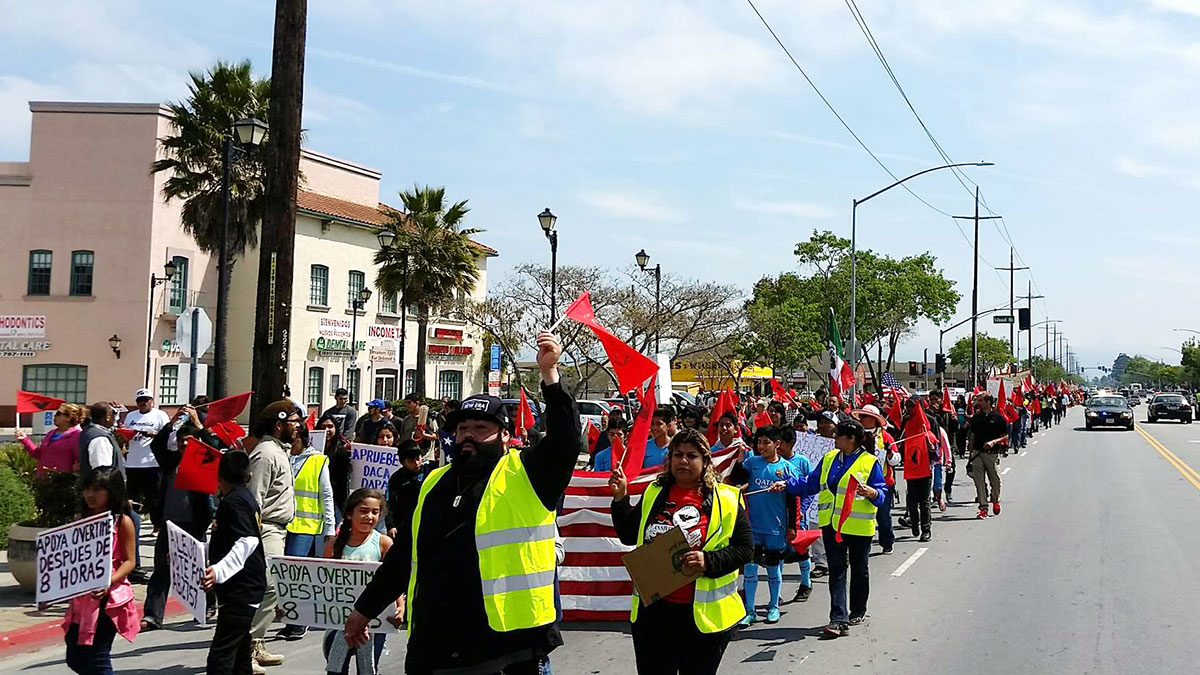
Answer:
[
  {"xmin": 349, "ymin": 442, "xmax": 399, "ymax": 491},
  {"xmin": 36, "ymin": 512, "xmax": 113, "ymax": 605},
  {"xmin": 268, "ymin": 556, "xmax": 397, "ymax": 632}
]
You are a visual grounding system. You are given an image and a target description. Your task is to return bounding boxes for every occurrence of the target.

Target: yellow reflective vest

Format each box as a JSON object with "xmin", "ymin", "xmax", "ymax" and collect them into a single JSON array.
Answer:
[
  {"xmin": 287, "ymin": 453, "xmax": 329, "ymax": 535},
  {"xmin": 629, "ymin": 482, "xmax": 745, "ymax": 633},
  {"xmin": 815, "ymin": 448, "xmax": 879, "ymax": 537},
  {"xmin": 408, "ymin": 450, "xmax": 557, "ymax": 633}
]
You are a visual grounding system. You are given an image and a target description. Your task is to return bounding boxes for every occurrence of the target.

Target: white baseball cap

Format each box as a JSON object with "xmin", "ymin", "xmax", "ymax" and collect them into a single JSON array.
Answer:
[{"xmin": 134, "ymin": 388, "xmax": 153, "ymax": 400}]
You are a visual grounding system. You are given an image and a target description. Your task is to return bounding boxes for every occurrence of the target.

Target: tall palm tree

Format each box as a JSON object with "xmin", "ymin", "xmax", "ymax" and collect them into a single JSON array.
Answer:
[
  {"xmin": 375, "ymin": 186, "xmax": 482, "ymax": 398},
  {"xmin": 151, "ymin": 60, "xmax": 270, "ymax": 397}
]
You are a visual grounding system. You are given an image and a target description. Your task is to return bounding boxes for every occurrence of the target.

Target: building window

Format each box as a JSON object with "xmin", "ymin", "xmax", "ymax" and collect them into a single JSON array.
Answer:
[
  {"xmin": 310, "ymin": 265, "xmax": 329, "ymax": 306},
  {"xmin": 348, "ymin": 270, "xmax": 365, "ymax": 307},
  {"xmin": 330, "ymin": 373, "xmax": 340, "ymax": 396},
  {"xmin": 346, "ymin": 368, "xmax": 361, "ymax": 407},
  {"xmin": 437, "ymin": 370, "xmax": 463, "ymax": 401},
  {"xmin": 374, "ymin": 368, "xmax": 398, "ymax": 403},
  {"xmin": 404, "ymin": 369, "xmax": 417, "ymax": 396},
  {"xmin": 28, "ymin": 250, "xmax": 52, "ymax": 295},
  {"xmin": 22, "ymin": 364, "xmax": 87, "ymax": 403},
  {"xmin": 159, "ymin": 365, "xmax": 179, "ymax": 405},
  {"xmin": 70, "ymin": 250, "xmax": 94, "ymax": 296},
  {"xmin": 168, "ymin": 256, "xmax": 189, "ymax": 313},
  {"xmin": 381, "ymin": 292, "xmax": 397, "ymax": 314},
  {"xmin": 307, "ymin": 366, "xmax": 324, "ymax": 405}
]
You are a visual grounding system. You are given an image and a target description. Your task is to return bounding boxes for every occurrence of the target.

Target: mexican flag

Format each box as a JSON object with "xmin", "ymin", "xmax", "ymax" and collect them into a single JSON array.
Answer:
[{"xmin": 827, "ymin": 308, "xmax": 855, "ymax": 398}]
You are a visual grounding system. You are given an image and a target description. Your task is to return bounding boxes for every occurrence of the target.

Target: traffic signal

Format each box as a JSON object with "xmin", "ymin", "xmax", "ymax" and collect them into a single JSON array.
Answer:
[
  {"xmin": 1018, "ymin": 307, "xmax": 1031, "ymax": 330},
  {"xmin": 935, "ymin": 353, "xmax": 946, "ymax": 373},
  {"xmin": 909, "ymin": 361, "xmax": 919, "ymax": 376}
]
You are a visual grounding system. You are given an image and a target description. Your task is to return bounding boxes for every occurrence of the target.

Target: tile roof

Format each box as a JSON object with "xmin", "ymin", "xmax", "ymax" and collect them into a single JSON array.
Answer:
[{"xmin": 297, "ymin": 189, "xmax": 497, "ymax": 256}]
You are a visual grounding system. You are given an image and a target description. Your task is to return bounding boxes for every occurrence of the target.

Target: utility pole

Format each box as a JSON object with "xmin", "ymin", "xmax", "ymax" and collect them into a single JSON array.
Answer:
[
  {"xmin": 954, "ymin": 187, "xmax": 1001, "ymax": 387},
  {"xmin": 1052, "ymin": 324, "xmax": 1059, "ymax": 367},
  {"xmin": 996, "ymin": 247, "xmax": 1028, "ymax": 369},
  {"xmin": 1019, "ymin": 281, "xmax": 1044, "ymax": 378},
  {"xmin": 250, "ymin": 0, "xmax": 307, "ymax": 417},
  {"xmin": 923, "ymin": 347, "xmax": 928, "ymax": 390}
]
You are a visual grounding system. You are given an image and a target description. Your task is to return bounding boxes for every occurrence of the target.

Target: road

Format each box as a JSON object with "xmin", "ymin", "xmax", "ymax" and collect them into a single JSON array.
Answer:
[{"xmin": 8, "ymin": 407, "xmax": 1200, "ymax": 674}]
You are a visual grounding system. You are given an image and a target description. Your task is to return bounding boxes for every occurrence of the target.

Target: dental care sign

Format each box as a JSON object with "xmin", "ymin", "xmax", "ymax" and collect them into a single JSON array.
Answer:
[
  {"xmin": 268, "ymin": 556, "xmax": 397, "ymax": 632},
  {"xmin": 36, "ymin": 512, "xmax": 113, "ymax": 605},
  {"xmin": 349, "ymin": 442, "xmax": 399, "ymax": 491}
]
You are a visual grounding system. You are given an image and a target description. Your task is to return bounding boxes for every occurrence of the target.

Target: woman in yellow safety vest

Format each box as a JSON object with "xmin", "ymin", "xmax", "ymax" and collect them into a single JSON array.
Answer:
[
  {"xmin": 609, "ymin": 428, "xmax": 753, "ymax": 674},
  {"xmin": 770, "ymin": 417, "xmax": 889, "ymax": 638}
]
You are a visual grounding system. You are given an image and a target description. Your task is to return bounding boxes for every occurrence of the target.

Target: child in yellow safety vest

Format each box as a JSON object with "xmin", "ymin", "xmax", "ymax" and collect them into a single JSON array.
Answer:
[{"xmin": 277, "ymin": 425, "xmax": 338, "ymax": 641}]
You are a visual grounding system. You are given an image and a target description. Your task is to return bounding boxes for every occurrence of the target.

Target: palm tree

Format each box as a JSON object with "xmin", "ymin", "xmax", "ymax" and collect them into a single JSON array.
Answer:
[
  {"xmin": 375, "ymin": 186, "xmax": 482, "ymax": 398},
  {"xmin": 151, "ymin": 60, "xmax": 270, "ymax": 397}
]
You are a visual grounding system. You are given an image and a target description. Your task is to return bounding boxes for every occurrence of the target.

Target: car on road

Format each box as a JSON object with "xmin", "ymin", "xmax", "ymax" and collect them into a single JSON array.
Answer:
[
  {"xmin": 1147, "ymin": 393, "xmax": 1193, "ymax": 424},
  {"xmin": 1128, "ymin": 392, "xmax": 1142, "ymax": 406},
  {"xmin": 577, "ymin": 399, "xmax": 613, "ymax": 430},
  {"xmin": 1085, "ymin": 395, "xmax": 1134, "ymax": 430}
]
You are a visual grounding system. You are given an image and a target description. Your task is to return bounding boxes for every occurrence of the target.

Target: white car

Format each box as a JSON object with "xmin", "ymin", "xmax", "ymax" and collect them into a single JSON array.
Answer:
[{"xmin": 577, "ymin": 399, "xmax": 613, "ymax": 431}]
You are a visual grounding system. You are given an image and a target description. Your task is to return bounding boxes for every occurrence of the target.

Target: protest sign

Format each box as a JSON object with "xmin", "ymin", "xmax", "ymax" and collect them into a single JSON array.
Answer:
[
  {"xmin": 35, "ymin": 512, "xmax": 113, "ymax": 605},
  {"xmin": 308, "ymin": 430, "xmax": 327, "ymax": 453},
  {"xmin": 268, "ymin": 556, "xmax": 397, "ymax": 632},
  {"xmin": 796, "ymin": 432, "xmax": 835, "ymax": 468},
  {"xmin": 349, "ymin": 443, "xmax": 399, "ymax": 491},
  {"xmin": 167, "ymin": 522, "xmax": 207, "ymax": 625}
]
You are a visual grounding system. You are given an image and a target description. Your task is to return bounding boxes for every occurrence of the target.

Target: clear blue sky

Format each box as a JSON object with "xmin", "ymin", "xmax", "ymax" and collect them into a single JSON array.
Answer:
[{"xmin": 4, "ymin": 0, "xmax": 1198, "ymax": 374}]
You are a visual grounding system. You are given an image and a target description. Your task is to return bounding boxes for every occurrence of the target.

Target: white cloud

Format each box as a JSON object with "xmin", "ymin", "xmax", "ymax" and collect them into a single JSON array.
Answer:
[
  {"xmin": 1114, "ymin": 156, "xmax": 1166, "ymax": 178},
  {"xmin": 308, "ymin": 48, "xmax": 516, "ymax": 94},
  {"xmin": 577, "ymin": 190, "xmax": 685, "ymax": 223},
  {"xmin": 733, "ymin": 198, "xmax": 836, "ymax": 220},
  {"xmin": 1149, "ymin": 0, "xmax": 1200, "ymax": 17}
]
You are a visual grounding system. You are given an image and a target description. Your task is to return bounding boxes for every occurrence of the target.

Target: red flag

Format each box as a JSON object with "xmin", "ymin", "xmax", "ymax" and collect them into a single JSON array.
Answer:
[
  {"xmin": 516, "ymin": 388, "xmax": 536, "ymax": 438},
  {"xmin": 752, "ymin": 411, "xmax": 772, "ymax": 429},
  {"xmin": 621, "ymin": 375, "xmax": 657, "ymax": 473},
  {"xmin": 790, "ymin": 529, "xmax": 822, "ymax": 554},
  {"xmin": 886, "ymin": 395, "xmax": 902, "ymax": 429},
  {"xmin": 609, "ymin": 434, "xmax": 628, "ymax": 469},
  {"xmin": 705, "ymin": 387, "xmax": 735, "ymax": 447},
  {"xmin": 114, "ymin": 428, "xmax": 137, "ymax": 444},
  {"xmin": 16, "ymin": 390, "xmax": 65, "ymax": 414},
  {"xmin": 941, "ymin": 387, "xmax": 953, "ymax": 413},
  {"xmin": 174, "ymin": 437, "xmax": 222, "ymax": 494},
  {"xmin": 769, "ymin": 379, "xmax": 795, "ymax": 405},
  {"xmin": 210, "ymin": 421, "xmax": 247, "ymax": 448},
  {"xmin": 202, "ymin": 392, "xmax": 253, "ymax": 427},
  {"xmin": 835, "ymin": 475, "xmax": 859, "ymax": 543},
  {"xmin": 304, "ymin": 409, "xmax": 316, "ymax": 430},
  {"xmin": 585, "ymin": 419, "xmax": 601, "ymax": 454},
  {"xmin": 862, "ymin": 391, "xmax": 876, "ymax": 406},
  {"xmin": 1032, "ymin": 397, "xmax": 1042, "ymax": 415},
  {"xmin": 562, "ymin": 292, "xmax": 659, "ymax": 394}
]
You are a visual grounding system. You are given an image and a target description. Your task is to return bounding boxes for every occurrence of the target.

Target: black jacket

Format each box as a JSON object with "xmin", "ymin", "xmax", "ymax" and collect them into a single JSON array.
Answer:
[
  {"xmin": 384, "ymin": 460, "xmax": 437, "ymax": 532},
  {"xmin": 354, "ymin": 381, "xmax": 582, "ymax": 674}
]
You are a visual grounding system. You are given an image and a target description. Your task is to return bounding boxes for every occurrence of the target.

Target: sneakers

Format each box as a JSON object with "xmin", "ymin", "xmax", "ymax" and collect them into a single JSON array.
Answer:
[
  {"xmin": 848, "ymin": 614, "xmax": 866, "ymax": 626},
  {"xmin": 976, "ymin": 507, "xmax": 989, "ymax": 519},
  {"xmin": 822, "ymin": 622, "xmax": 850, "ymax": 638},
  {"xmin": 992, "ymin": 501, "xmax": 1001, "ymax": 515},
  {"xmin": 793, "ymin": 584, "xmax": 812, "ymax": 602},
  {"xmin": 811, "ymin": 565, "xmax": 829, "ymax": 579},
  {"xmin": 277, "ymin": 625, "xmax": 307, "ymax": 641},
  {"xmin": 765, "ymin": 607, "xmax": 781, "ymax": 624},
  {"xmin": 252, "ymin": 640, "xmax": 285, "ymax": 667},
  {"xmin": 881, "ymin": 546, "xmax": 894, "ymax": 555},
  {"xmin": 252, "ymin": 662, "xmax": 267, "ymax": 675},
  {"xmin": 919, "ymin": 531, "xmax": 931, "ymax": 542},
  {"xmin": 738, "ymin": 614, "xmax": 755, "ymax": 628}
]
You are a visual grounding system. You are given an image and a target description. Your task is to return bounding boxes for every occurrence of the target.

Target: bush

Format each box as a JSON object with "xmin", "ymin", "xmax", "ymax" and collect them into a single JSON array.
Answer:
[
  {"xmin": 0, "ymin": 465, "xmax": 36, "ymax": 549},
  {"xmin": 27, "ymin": 470, "xmax": 80, "ymax": 528},
  {"xmin": 0, "ymin": 442, "xmax": 37, "ymax": 486}
]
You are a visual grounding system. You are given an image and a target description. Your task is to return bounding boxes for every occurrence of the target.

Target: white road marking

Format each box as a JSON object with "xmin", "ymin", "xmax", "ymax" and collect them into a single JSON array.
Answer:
[
  {"xmin": 1021, "ymin": 451, "xmax": 1029, "ymax": 457},
  {"xmin": 1032, "ymin": 440, "xmax": 1039, "ymax": 445},
  {"xmin": 891, "ymin": 547, "xmax": 929, "ymax": 577},
  {"xmin": 1001, "ymin": 467, "xmax": 1012, "ymax": 475},
  {"xmin": 1189, "ymin": 440, "xmax": 1200, "ymax": 444}
]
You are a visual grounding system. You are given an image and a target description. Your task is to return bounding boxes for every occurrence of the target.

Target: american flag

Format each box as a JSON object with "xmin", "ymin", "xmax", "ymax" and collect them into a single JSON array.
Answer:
[
  {"xmin": 880, "ymin": 372, "xmax": 910, "ymax": 400},
  {"xmin": 558, "ymin": 444, "xmax": 743, "ymax": 621}
]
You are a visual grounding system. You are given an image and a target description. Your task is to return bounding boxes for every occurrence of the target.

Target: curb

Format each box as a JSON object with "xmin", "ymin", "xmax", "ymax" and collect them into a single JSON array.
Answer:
[{"xmin": 0, "ymin": 597, "xmax": 187, "ymax": 656}]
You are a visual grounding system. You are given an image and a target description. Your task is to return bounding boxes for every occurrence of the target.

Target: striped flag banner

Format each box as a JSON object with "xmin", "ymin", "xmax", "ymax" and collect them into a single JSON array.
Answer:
[{"xmin": 559, "ymin": 444, "xmax": 743, "ymax": 622}]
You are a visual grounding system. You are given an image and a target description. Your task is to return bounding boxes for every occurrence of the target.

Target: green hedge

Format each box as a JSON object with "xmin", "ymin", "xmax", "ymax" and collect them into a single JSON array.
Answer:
[{"xmin": 0, "ymin": 466, "xmax": 35, "ymax": 549}]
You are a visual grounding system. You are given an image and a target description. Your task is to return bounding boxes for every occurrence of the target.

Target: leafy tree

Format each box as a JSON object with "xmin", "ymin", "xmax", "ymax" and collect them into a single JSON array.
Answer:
[
  {"xmin": 374, "ymin": 186, "xmax": 481, "ymax": 397},
  {"xmin": 1026, "ymin": 356, "xmax": 1084, "ymax": 386},
  {"xmin": 947, "ymin": 333, "xmax": 1012, "ymax": 382},
  {"xmin": 736, "ymin": 273, "xmax": 823, "ymax": 377}
]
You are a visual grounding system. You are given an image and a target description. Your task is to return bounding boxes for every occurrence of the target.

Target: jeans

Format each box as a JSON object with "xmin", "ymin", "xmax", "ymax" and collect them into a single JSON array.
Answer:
[
  {"xmin": 822, "ymin": 526, "xmax": 871, "ymax": 624},
  {"xmin": 932, "ymin": 464, "xmax": 944, "ymax": 492},
  {"xmin": 65, "ymin": 615, "xmax": 116, "ymax": 674},
  {"xmin": 251, "ymin": 522, "xmax": 287, "ymax": 640},
  {"xmin": 905, "ymin": 477, "xmax": 932, "ymax": 536},
  {"xmin": 875, "ymin": 491, "xmax": 894, "ymax": 549},
  {"xmin": 631, "ymin": 600, "xmax": 733, "ymax": 674},
  {"xmin": 323, "ymin": 630, "xmax": 386, "ymax": 674},
  {"xmin": 144, "ymin": 519, "xmax": 210, "ymax": 626},
  {"xmin": 284, "ymin": 532, "xmax": 324, "ymax": 558},
  {"xmin": 208, "ymin": 602, "xmax": 256, "ymax": 675}
]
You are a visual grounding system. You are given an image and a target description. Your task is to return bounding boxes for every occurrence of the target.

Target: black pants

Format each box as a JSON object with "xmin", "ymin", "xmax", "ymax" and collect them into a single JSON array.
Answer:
[
  {"xmin": 822, "ymin": 526, "xmax": 871, "ymax": 623},
  {"xmin": 65, "ymin": 614, "xmax": 116, "ymax": 674},
  {"xmin": 144, "ymin": 520, "xmax": 211, "ymax": 625},
  {"xmin": 208, "ymin": 602, "xmax": 256, "ymax": 675},
  {"xmin": 125, "ymin": 467, "xmax": 161, "ymax": 528},
  {"xmin": 905, "ymin": 477, "xmax": 932, "ymax": 536},
  {"xmin": 631, "ymin": 601, "xmax": 732, "ymax": 674}
]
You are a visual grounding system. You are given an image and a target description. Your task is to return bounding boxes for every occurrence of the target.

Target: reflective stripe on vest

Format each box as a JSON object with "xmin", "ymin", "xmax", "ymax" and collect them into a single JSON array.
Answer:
[
  {"xmin": 629, "ymin": 482, "xmax": 746, "ymax": 634},
  {"xmin": 287, "ymin": 454, "xmax": 328, "ymax": 535},
  {"xmin": 408, "ymin": 451, "xmax": 557, "ymax": 634},
  {"xmin": 814, "ymin": 448, "xmax": 879, "ymax": 537}
]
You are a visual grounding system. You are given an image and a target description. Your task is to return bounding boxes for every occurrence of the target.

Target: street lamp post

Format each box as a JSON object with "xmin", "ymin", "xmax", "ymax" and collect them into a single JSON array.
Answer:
[
  {"xmin": 850, "ymin": 161, "xmax": 993, "ymax": 395},
  {"xmin": 375, "ymin": 229, "xmax": 402, "ymax": 393},
  {"xmin": 215, "ymin": 117, "xmax": 268, "ymax": 398},
  {"xmin": 348, "ymin": 286, "xmax": 372, "ymax": 403},
  {"xmin": 144, "ymin": 259, "xmax": 178, "ymax": 388},
  {"xmin": 538, "ymin": 208, "xmax": 558, "ymax": 324},
  {"xmin": 635, "ymin": 248, "xmax": 662, "ymax": 355}
]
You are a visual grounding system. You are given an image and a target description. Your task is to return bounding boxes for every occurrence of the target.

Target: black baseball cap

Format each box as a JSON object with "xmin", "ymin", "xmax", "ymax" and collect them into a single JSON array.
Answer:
[{"xmin": 443, "ymin": 394, "xmax": 511, "ymax": 432}]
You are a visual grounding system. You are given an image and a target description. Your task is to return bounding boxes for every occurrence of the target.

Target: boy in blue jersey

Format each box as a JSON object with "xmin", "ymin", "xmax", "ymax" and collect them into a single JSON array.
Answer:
[
  {"xmin": 642, "ymin": 407, "xmax": 675, "ymax": 469},
  {"xmin": 778, "ymin": 426, "xmax": 815, "ymax": 602},
  {"xmin": 733, "ymin": 425, "xmax": 798, "ymax": 625},
  {"xmin": 590, "ymin": 422, "xmax": 625, "ymax": 472}
]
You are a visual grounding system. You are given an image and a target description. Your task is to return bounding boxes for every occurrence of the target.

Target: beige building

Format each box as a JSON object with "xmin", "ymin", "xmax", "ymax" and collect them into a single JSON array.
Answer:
[{"xmin": 0, "ymin": 101, "xmax": 494, "ymax": 424}]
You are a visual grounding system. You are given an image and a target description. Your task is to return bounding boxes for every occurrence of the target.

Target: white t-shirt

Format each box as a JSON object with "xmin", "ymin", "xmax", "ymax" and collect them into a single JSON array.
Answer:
[{"xmin": 124, "ymin": 408, "xmax": 171, "ymax": 468}]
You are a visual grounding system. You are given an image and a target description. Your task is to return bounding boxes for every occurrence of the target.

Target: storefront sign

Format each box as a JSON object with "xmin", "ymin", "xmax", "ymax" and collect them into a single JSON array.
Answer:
[
  {"xmin": 0, "ymin": 315, "xmax": 45, "ymax": 338},
  {"xmin": 317, "ymin": 318, "xmax": 352, "ymax": 339},
  {"xmin": 312, "ymin": 337, "xmax": 365, "ymax": 355},
  {"xmin": 369, "ymin": 343, "xmax": 397, "ymax": 363},
  {"xmin": 0, "ymin": 339, "xmax": 51, "ymax": 357},
  {"xmin": 366, "ymin": 324, "xmax": 402, "ymax": 340},
  {"xmin": 427, "ymin": 345, "xmax": 472, "ymax": 356},
  {"xmin": 432, "ymin": 328, "xmax": 463, "ymax": 340},
  {"xmin": 160, "ymin": 339, "xmax": 182, "ymax": 355},
  {"xmin": 488, "ymin": 370, "xmax": 501, "ymax": 396}
]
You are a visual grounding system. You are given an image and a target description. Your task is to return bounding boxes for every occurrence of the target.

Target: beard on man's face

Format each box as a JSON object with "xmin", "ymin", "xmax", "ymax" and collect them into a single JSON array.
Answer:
[{"xmin": 452, "ymin": 437, "xmax": 506, "ymax": 472}]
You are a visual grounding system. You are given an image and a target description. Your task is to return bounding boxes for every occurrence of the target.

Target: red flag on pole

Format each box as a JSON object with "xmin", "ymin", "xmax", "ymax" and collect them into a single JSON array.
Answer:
[
  {"xmin": 886, "ymin": 395, "xmax": 902, "ymax": 429},
  {"xmin": 752, "ymin": 410, "xmax": 772, "ymax": 429},
  {"xmin": 16, "ymin": 390, "xmax": 65, "ymax": 414},
  {"xmin": 835, "ymin": 475, "xmax": 860, "ymax": 543},
  {"xmin": 516, "ymin": 388, "xmax": 536, "ymax": 438},
  {"xmin": 210, "ymin": 421, "xmax": 247, "ymax": 448},
  {"xmin": 304, "ymin": 409, "xmax": 316, "ymax": 430},
  {"xmin": 562, "ymin": 292, "xmax": 659, "ymax": 394},
  {"xmin": 202, "ymin": 392, "xmax": 253, "ymax": 428},
  {"xmin": 584, "ymin": 419, "xmax": 601, "ymax": 454},
  {"xmin": 621, "ymin": 375, "xmax": 657, "ymax": 473},
  {"xmin": 941, "ymin": 386, "xmax": 954, "ymax": 413},
  {"xmin": 174, "ymin": 437, "xmax": 222, "ymax": 494},
  {"xmin": 705, "ymin": 387, "xmax": 735, "ymax": 446},
  {"xmin": 769, "ymin": 379, "xmax": 795, "ymax": 405},
  {"xmin": 609, "ymin": 434, "xmax": 628, "ymax": 469},
  {"xmin": 790, "ymin": 529, "xmax": 823, "ymax": 554}
]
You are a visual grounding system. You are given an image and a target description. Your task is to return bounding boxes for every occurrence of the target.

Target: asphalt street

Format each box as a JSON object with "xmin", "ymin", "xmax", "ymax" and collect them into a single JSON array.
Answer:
[{"xmin": 9, "ymin": 407, "xmax": 1200, "ymax": 674}]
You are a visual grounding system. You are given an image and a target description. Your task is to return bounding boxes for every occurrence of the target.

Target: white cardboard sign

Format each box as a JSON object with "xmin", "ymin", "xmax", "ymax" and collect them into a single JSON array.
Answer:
[
  {"xmin": 36, "ymin": 512, "xmax": 113, "ymax": 605},
  {"xmin": 167, "ymin": 522, "xmax": 207, "ymax": 625},
  {"xmin": 349, "ymin": 442, "xmax": 399, "ymax": 491},
  {"xmin": 268, "ymin": 555, "xmax": 397, "ymax": 632}
]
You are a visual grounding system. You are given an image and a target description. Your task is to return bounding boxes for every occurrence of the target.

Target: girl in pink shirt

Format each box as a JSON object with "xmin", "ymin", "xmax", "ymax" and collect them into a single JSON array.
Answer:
[{"xmin": 15, "ymin": 403, "xmax": 84, "ymax": 475}]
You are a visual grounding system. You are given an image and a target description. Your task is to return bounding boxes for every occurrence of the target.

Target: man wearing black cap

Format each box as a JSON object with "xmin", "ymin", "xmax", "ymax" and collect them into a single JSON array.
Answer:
[{"xmin": 347, "ymin": 331, "xmax": 580, "ymax": 674}]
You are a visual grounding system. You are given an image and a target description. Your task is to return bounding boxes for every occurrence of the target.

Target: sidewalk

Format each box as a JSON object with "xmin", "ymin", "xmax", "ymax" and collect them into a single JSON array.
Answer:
[{"xmin": 0, "ymin": 519, "xmax": 185, "ymax": 655}]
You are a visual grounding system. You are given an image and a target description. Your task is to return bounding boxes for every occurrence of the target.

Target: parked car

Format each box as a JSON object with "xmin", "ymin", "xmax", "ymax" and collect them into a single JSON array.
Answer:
[
  {"xmin": 1147, "ymin": 394, "xmax": 1193, "ymax": 423},
  {"xmin": 501, "ymin": 398, "xmax": 544, "ymax": 429},
  {"xmin": 1085, "ymin": 395, "xmax": 1134, "ymax": 430},
  {"xmin": 577, "ymin": 399, "xmax": 613, "ymax": 431}
]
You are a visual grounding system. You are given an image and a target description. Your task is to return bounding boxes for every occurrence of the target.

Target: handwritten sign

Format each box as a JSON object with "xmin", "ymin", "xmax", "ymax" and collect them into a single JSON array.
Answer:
[
  {"xmin": 795, "ymin": 433, "xmax": 835, "ymax": 468},
  {"xmin": 36, "ymin": 512, "xmax": 113, "ymax": 605},
  {"xmin": 268, "ymin": 556, "xmax": 396, "ymax": 632},
  {"xmin": 349, "ymin": 443, "xmax": 398, "ymax": 491},
  {"xmin": 308, "ymin": 430, "xmax": 327, "ymax": 454},
  {"xmin": 167, "ymin": 522, "xmax": 207, "ymax": 625}
]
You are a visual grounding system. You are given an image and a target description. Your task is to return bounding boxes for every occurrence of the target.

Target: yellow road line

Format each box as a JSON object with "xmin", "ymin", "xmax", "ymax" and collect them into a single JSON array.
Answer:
[{"xmin": 1135, "ymin": 425, "xmax": 1200, "ymax": 492}]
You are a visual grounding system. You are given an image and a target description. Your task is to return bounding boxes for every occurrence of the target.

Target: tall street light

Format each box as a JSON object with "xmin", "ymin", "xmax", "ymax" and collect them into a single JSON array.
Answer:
[
  {"xmin": 375, "ymin": 229, "xmax": 402, "ymax": 392},
  {"xmin": 850, "ymin": 161, "xmax": 993, "ymax": 394},
  {"xmin": 145, "ymin": 259, "xmax": 178, "ymax": 388},
  {"xmin": 635, "ymin": 249, "xmax": 662, "ymax": 355},
  {"xmin": 215, "ymin": 116, "xmax": 268, "ymax": 398},
  {"xmin": 538, "ymin": 208, "xmax": 558, "ymax": 324},
  {"xmin": 348, "ymin": 285, "xmax": 373, "ymax": 401}
]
